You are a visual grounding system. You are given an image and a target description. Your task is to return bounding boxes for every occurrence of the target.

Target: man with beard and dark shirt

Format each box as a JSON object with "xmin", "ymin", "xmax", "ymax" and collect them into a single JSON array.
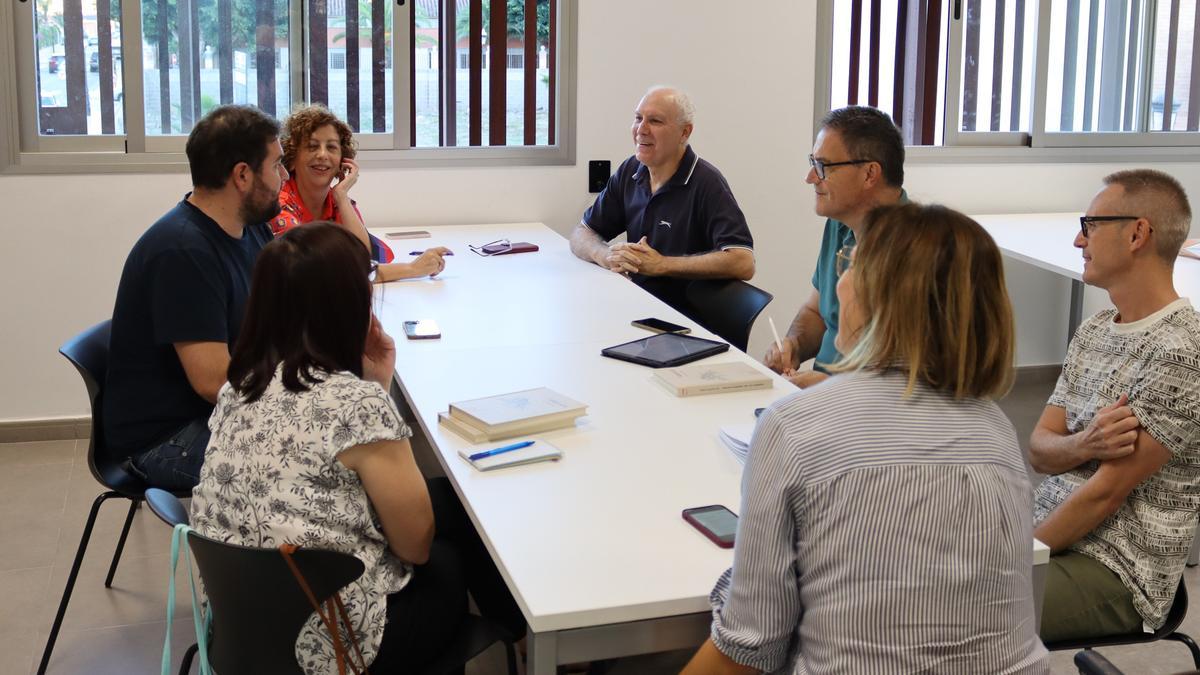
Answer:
[{"xmin": 105, "ymin": 105, "xmax": 288, "ymax": 490}]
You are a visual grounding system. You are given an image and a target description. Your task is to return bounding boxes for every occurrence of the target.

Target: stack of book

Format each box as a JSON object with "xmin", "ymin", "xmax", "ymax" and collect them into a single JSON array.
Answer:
[
  {"xmin": 652, "ymin": 361, "xmax": 772, "ymax": 397},
  {"xmin": 438, "ymin": 387, "xmax": 587, "ymax": 443}
]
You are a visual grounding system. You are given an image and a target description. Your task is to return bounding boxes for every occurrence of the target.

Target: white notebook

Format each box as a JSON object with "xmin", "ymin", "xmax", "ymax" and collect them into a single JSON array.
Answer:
[{"xmin": 457, "ymin": 440, "xmax": 563, "ymax": 472}]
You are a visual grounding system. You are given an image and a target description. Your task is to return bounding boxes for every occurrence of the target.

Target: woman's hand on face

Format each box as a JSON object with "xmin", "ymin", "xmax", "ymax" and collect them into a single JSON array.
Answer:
[
  {"xmin": 411, "ymin": 247, "xmax": 451, "ymax": 277},
  {"xmin": 331, "ymin": 157, "xmax": 360, "ymax": 199},
  {"xmin": 362, "ymin": 314, "xmax": 397, "ymax": 389}
]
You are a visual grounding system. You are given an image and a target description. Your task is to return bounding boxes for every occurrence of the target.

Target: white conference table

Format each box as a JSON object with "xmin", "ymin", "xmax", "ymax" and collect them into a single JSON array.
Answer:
[
  {"xmin": 974, "ymin": 212, "xmax": 1200, "ymax": 341},
  {"xmin": 372, "ymin": 222, "xmax": 1050, "ymax": 672}
]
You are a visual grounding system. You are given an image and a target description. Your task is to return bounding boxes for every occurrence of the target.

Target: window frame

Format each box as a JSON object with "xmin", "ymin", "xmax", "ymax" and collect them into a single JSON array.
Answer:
[
  {"xmin": 0, "ymin": 0, "xmax": 577, "ymax": 174},
  {"xmin": 813, "ymin": 0, "xmax": 1200, "ymax": 161}
]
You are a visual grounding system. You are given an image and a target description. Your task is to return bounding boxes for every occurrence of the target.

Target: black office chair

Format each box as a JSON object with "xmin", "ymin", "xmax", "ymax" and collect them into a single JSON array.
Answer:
[
  {"xmin": 1045, "ymin": 579, "xmax": 1200, "ymax": 669},
  {"xmin": 684, "ymin": 279, "xmax": 773, "ymax": 352},
  {"xmin": 145, "ymin": 489, "xmax": 517, "ymax": 675},
  {"xmin": 38, "ymin": 321, "xmax": 191, "ymax": 675}
]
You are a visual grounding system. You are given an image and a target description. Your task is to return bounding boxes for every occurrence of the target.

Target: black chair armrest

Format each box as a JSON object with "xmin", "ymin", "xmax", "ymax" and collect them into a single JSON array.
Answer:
[{"xmin": 1073, "ymin": 649, "xmax": 1125, "ymax": 675}]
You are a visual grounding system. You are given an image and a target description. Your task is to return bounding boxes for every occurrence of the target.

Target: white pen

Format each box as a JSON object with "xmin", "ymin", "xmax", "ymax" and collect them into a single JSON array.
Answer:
[{"xmin": 768, "ymin": 316, "xmax": 784, "ymax": 355}]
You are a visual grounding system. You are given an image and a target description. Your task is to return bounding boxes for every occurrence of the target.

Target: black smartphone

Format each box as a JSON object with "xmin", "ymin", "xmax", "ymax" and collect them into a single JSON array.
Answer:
[
  {"xmin": 631, "ymin": 317, "xmax": 691, "ymax": 335},
  {"xmin": 682, "ymin": 505, "xmax": 738, "ymax": 548},
  {"xmin": 403, "ymin": 319, "xmax": 441, "ymax": 340}
]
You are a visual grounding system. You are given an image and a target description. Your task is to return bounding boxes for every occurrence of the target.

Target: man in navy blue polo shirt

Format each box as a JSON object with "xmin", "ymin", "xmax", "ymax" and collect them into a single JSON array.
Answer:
[
  {"xmin": 104, "ymin": 105, "xmax": 288, "ymax": 490},
  {"xmin": 569, "ymin": 86, "xmax": 755, "ymax": 314},
  {"xmin": 763, "ymin": 106, "xmax": 906, "ymax": 388}
]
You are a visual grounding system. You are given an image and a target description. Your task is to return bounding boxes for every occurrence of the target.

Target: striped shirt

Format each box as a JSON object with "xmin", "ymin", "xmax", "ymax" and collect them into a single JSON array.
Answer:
[
  {"xmin": 1033, "ymin": 298, "xmax": 1200, "ymax": 629},
  {"xmin": 709, "ymin": 370, "xmax": 1048, "ymax": 674}
]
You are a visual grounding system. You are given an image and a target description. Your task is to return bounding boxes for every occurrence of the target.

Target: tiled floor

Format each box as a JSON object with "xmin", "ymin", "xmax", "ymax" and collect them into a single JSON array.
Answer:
[{"xmin": 4, "ymin": 374, "xmax": 1199, "ymax": 674}]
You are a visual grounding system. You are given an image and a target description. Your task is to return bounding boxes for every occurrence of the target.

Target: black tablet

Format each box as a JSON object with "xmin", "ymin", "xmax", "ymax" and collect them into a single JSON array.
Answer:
[{"xmin": 601, "ymin": 332, "xmax": 729, "ymax": 368}]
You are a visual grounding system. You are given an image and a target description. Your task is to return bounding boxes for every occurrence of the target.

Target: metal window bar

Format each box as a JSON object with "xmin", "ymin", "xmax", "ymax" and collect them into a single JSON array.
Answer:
[
  {"xmin": 1060, "ymin": 0, "xmax": 1079, "ymax": 130},
  {"xmin": 442, "ymin": 0, "xmax": 456, "ymax": 145},
  {"xmin": 371, "ymin": 0, "xmax": 385, "ymax": 132},
  {"xmin": 989, "ymin": 0, "xmax": 1005, "ymax": 131},
  {"xmin": 524, "ymin": 0, "xmax": 536, "ymax": 145},
  {"xmin": 1161, "ymin": 0, "xmax": 1181, "ymax": 131},
  {"xmin": 1082, "ymin": 0, "xmax": 1099, "ymax": 131},
  {"xmin": 258, "ymin": 0, "xmax": 278, "ymax": 116},
  {"xmin": 97, "ymin": 0, "xmax": 117, "ymax": 134},
  {"xmin": 962, "ymin": 0, "xmax": 980, "ymax": 131},
  {"xmin": 548, "ymin": 0, "xmax": 556, "ymax": 144},
  {"xmin": 920, "ymin": 0, "xmax": 942, "ymax": 144},
  {"xmin": 347, "ymin": 0, "xmax": 360, "ymax": 130},
  {"xmin": 1097, "ymin": 0, "xmax": 1127, "ymax": 132},
  {"xmin": 410, "ymin": 0, "xmax": 417, "ymax": 145},
  {"xmin": 61, "ymin": 0, "xmax": 87, "ymax": 134},
  {"xmin": 218, "ymin": 0, "xmax": 232, "ymax": 105},
  {"xmin": 893, "ymin": 0, "xmax": 909, "ymax": 128},
  {"xmin": 310, "ymin": 0, "xmax": 329, "ymax": 105},
  {"xmin": 1123, "ymin": 0, "xmax": 1141, "ymax": 131},
  {"xmin": 489, "ymin": 0, "xmax": 506, "ymax": 145},
  {"xmin": 848, "ymin": 0, "xmax": 862, "ymax": 104},
  {"xmin": 157, "ymin": 0, "xmax": 170, "ymax": 129},
  {"xmin": 179, "ymin": 0, "xmax": 199, "ymax": 130},
  {"xmin": 1191, "ymin": 0, "xmax": 1200, "ymax": 130},
  {"xmin": 868, "ymin": 0, "xmax": 881, "ymax": 106},
  {"xmin": 1009, "ymin": 0, "xmax": 1025, "ymax": 131},
  {"xmin": 469, "ymin": 0, "xmax": 482, "ymax": 145}
]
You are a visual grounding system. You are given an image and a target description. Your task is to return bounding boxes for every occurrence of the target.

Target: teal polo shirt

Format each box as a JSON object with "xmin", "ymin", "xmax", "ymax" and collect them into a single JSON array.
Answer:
[{"xmin": 810, "ymin": 191, "xmax": 907, "ymax": 372}]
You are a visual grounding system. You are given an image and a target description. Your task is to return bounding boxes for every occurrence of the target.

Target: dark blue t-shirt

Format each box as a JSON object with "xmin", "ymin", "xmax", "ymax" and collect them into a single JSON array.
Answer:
[
  {"xmin": 583, "ymin": 145, "xmax": 753, "ymax": 312},
  {"xmin": 104, "ymin": 198, "xmax": 272, "ymax": 456}
]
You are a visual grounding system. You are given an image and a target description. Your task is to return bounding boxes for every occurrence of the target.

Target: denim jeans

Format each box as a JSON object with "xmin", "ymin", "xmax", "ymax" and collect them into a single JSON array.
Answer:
[{"xmin": 126, "ymin": 418, "xmax": 210, "ymax": 491}]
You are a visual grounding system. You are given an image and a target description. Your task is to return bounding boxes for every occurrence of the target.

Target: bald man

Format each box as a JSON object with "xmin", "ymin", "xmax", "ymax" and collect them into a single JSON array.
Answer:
[{"xmin": 569, "ymin": 86, "xmax": 755, "ymax": 315}]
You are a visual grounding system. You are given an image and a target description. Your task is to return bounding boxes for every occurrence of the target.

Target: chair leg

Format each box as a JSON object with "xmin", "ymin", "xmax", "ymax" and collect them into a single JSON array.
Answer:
[
  {"xmin": 179, "ymin": 643, "xmax": 198, "ymax": 675},
  {"xmin": 105, "ymin": 497, "xmax": 140, "ymax": 588},
  {"xmin": 1168, "ymin": 632, "xmax": 1200, "ymax": 668},
  {"xmin": 37, "ymin": 491, "xmax": 120, "ymax": 675},
  {"xmin": 503, "ymin": 640, "xmax": 518, "ymax": 675}
]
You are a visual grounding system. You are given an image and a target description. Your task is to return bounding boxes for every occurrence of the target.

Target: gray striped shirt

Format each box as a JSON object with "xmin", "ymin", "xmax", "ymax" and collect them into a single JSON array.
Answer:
[{"xmin": 709, "ymin": 370, "xmax": 1048, "ymax": 674}]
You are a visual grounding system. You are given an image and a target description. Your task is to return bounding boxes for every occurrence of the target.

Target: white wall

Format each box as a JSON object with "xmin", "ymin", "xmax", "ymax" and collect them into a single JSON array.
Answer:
[{"xmin": 2, "ymin": 0, "xmax": 1199, "ymax": 422}]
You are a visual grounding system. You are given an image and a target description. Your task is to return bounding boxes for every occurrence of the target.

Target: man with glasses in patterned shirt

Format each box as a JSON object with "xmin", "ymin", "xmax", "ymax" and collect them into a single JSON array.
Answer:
[
  {"xmin": 1032, "ymin": 170, "xmax": 1200, "ymax": 641},
  {"xmin": 764, "ymin": 106, "xmax": 905, "ymax": 387}
]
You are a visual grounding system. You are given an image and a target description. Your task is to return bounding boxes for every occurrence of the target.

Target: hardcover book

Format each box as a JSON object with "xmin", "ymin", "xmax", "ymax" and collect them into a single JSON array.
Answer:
[
  {"xmin": 448, "ymin": 387, "xmax": 586, "ymax": 432},
  {"xmin": 653, "ymin": 362, "xmax": 772, "ymax": 397}
]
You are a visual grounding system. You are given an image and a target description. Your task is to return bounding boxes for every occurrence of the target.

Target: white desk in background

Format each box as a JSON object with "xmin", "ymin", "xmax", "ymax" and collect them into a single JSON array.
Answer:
[
  {"xmin": 973, "ymin": 213, "xmax": 1200, "ymax": 342},
  {"xmin": 373, "ymin": 223, "xmax": 1051, "ymax": 672}
]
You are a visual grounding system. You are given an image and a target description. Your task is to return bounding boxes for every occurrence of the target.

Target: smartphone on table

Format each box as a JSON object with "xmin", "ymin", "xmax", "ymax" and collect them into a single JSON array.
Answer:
[
  {"xmin": 631, "ymin": 317, "xmax": 691, "ymax": 335},
  {"xmin": 682, "ymin": 505, "xmax": 738, "ymax": 548},
  {"xmin": 403, "ymin": 319, "xmax": 441, "ymax": 340}
]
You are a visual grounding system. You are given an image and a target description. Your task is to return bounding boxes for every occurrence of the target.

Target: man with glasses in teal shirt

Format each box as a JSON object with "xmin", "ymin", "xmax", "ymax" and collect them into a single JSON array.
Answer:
[{"xmin": 765, "ymin": 106, "xmax": 906, "ymax": 387}]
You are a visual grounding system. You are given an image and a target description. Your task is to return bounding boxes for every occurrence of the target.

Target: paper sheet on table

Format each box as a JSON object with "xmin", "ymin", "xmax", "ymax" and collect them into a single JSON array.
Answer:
[{"xmin": 719, "ymin": 423, "xmax": 756, "ymax": 464}]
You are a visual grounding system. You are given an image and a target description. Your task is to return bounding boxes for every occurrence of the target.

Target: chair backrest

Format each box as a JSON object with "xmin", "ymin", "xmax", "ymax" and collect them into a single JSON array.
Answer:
[
  {"xmin": 59, "ymin": 320, "xmax": 123, "ymax": 488},
  {"xmin": 684, "ymin": 279, "xmax": 774, "ymax": 352},
  {"xmin": 186, "ymin": 532, "xmax": 365, "ymax": 675}
]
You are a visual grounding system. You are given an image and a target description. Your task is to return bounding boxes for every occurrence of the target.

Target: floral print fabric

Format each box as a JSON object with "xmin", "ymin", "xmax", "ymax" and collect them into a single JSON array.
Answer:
[{"xmin": 190, "ymin": 369, "xmax": 413, "ymax": 673}]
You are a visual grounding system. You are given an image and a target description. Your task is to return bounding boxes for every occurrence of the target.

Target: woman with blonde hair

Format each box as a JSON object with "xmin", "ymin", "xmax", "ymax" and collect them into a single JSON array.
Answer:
[
  {"xmin": 684, "ymin": 203, "xmax": 1048, "ymax": 674},
  {"xmin": 272, "ymin": 103, "xmax": 450, "ymax": 281}
]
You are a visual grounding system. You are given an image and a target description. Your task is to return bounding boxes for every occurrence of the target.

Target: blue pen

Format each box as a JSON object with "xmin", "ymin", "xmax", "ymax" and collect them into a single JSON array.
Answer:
[{"xmin": 468, "ymin": 440, "xmax": 535, "ymax": 461}]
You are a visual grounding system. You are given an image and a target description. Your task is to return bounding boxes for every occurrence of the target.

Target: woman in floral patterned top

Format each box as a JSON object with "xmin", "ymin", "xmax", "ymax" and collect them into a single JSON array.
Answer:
[{"xmin": 190, "ymin": 223, "xmax": 523, "ymax": 673}]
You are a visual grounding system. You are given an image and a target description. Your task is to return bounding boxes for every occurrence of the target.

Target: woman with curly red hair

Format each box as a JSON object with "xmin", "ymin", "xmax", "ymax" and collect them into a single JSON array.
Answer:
[{"xmin": 273, "ymin": 103, "xmax": 450, "ymax": 281}]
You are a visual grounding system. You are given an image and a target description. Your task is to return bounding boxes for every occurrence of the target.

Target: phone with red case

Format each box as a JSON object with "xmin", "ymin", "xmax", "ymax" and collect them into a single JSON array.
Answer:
[{"xmin": 682, "ymin": 505, "xmax": 737, "ymax": 548}]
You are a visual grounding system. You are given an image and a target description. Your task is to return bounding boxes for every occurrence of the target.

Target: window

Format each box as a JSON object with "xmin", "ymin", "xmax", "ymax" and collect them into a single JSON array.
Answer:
[
  {"xmin": 3, "ymin": 0, "xmax": 574, "ymax": 169},
  {"xmin": 820, "ymin": 0, "xmax": 1200, "ymax": 148}
]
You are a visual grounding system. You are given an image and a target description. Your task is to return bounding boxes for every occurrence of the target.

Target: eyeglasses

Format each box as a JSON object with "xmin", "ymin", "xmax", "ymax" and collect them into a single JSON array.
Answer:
[
  {"xmin": 1078, "ymin": 215, "xmax": 1140, "ymax": 238},
  {"xmin": 468, "ymin": 238, "xmax": 512, "ymax": 256},
  {"xmin": 809, "ymin": 155, "xmax": 873, "ymax": 181},
  {"xmin": 835, "ymin": 245, "xmax": 855, "ymax": 277}
]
